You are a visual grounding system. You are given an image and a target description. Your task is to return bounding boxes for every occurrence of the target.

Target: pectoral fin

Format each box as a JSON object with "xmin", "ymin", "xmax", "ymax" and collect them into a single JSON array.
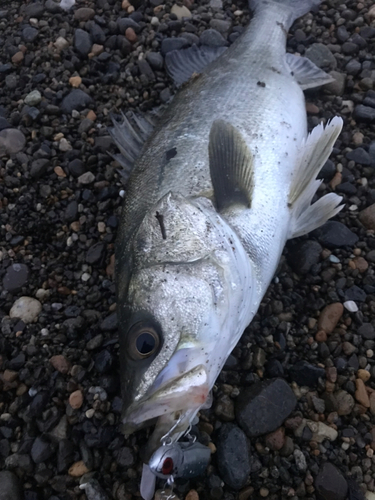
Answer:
[
  {"xmin": 286, "ymin": 53, "xmax": 335, "ymax": 90},
  {"xmin": 208, "ymin": 119, "xmax": 254, "ymax": 212},
  {"xmin": 288, "ymin": 116, "xmax": 344, "ymax": 239}
]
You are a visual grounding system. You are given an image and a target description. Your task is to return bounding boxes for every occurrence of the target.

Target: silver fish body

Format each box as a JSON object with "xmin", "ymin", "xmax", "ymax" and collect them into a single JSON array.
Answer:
[{"xmin": 114, "ymin": 0, "xmax": 343, "ymax": 452}]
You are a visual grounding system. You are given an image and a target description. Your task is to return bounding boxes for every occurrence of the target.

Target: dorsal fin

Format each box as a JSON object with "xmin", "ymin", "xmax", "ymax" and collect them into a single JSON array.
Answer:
[{"xmin": 208, "ymin": 119, "xmax": 254, "ymax": 212}]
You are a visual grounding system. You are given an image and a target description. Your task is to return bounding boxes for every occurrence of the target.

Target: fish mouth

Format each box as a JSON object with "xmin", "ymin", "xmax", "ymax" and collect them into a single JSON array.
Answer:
[{"xmin": 121, "ymin": 364, "xmax": 209, "ymax": 436}]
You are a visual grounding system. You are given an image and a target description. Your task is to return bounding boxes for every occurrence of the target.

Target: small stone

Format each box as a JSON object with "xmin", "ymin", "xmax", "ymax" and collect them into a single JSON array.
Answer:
[
  {"xmin": 22, "ymin": 26, "xmax": 38, "ymax": 43},
  {"xmin": 50, "ymin": 355, "xmax": 71, "ymax": 374},
  {"xmin": 317, "ymin": 303, "xmax": 343, "ymax": 334},
  {"xmin": 352, "ymin": 132, "xmax": 364, "ymax": 145},
  {"xmin": 358, "ymin": 323, "xmax": 375, "ymax": 340},
  {"xmin": 0, "ymin": 129, "xmax": 26, "ymax": 155},
  {"xmin": 68, "ymin": 460, "xmax": 90, "ymax": 477},
  {"xmin": 31, "ymin": 436, "xmax": 55, "ymax": 463},
  {"xmin": 146, "ymin": 52, "xmax": 164, "ymax": 70},
  {"xmin": 74, "ymin": 28, "xmax": 92, "ymax": 57},
  {"xmin": 290, "ymin": 361, "xmax": 325, "ymax": 387},
  {"xmin": 216, "ymin": 423, "xmax": 250, "ymax": 490},
  {"xmin": 3, "ymin": 263, "xmax": 29, "ymax": 292},
  {"xmin": 355, "ymin": 378, "xmax": 370, "ymax": 407},
  {"xmin": 305, "ymin": 43, "xmax": 337, "ymax": 69},
  {"xmin": 354, "ymin": 105, "xmax": 375, "ymax": 123},
  {"xmin": 59, "ymin": 138, "xmax": 72, "ymax": 152},
  {"xmin": 185, "ymin": 490, "xmax": 199, "ymax": 500},
  {"xmin": 0, "ymin": 471, "xmax": 23, "ymax": 500},
  {"xmin": 200, "ymin": 29, "xmax": 227, "ymax": 47},
  {"xmin": 360, "ymin": 204, "xmax": 375, "ymax": 230},
  {"xmin": 315, "ymin": 462, "xmax": 348, "ymax": 500},
  {"xmin": 325, "ymin": 390, "xmax": 355, "ymax": 416},
  {"xmin": 308, "ymin": 420, "xmax": 338, "ymax": 442},
  {"xmin": 89, "ymin": 44, "xmax": 104, "ymax": 57},
  {"xmin": 78, "ymin": 171, "xmax": 95, "ymax": 184},
  {"xmin": 352, "ymin": 256, "xmax": 368, "ymax": 272},
  {"xmin": 345, "ymin": 285, "xmax": 366, "ymax": 303},
  {"xmin": 306, "ymin": 102, "xmax": 319, "ymax": 114},
  {"xmin": 69, "ymin": 390, "xmax": 83, "ymax": 409},
  {"xmin": 235, "ymin": 379, "xmax": 296, "ymax": 437},
  {"xmin": 24, "ymin": 90, "xmax": 42, "ymax": 106},
  {"xmin": 313, "ymin": 221, "xmax": 358, "ymax": 248},
  {"xmin": 357, "ymin": 369, "xmax": 371, "ymax": 382},
  {"xmin": 12, "ymin": 51, "xmax": 24, "ymax": 64},
  {"xmin": 344, "ymin": 301, "xmax": 358, "ymax": 312},
  {"xmin": 287, "ymin": 240, "xmax": 322, "ymax": 274},
  {"xmin": 294, "ymin": 449, "xmax": 307, "ymax": 471},
  {"xmin": 74, "ymin": 7, "xmax": 95, "ymax": 21},
  {"xmin": 265, "ymin": 427, "xmax": 285, "ymax": 451},
  {"xmin": 9, "ymin": 296, "xmax": 42, "ymax": 323},
  {"xmin": 69, "ymin": 76, "xmax": 82, "ymax": 88},
  {"xmin": 61, "ymin": 89, "xmax": 93, "ymax": 114},
  {"xmin": 171, "ymin": 4, "xmax": 192, "ymax": 19},
  {"xmin": 161, "ymin": 37, "xmax": 189, "ymax": 55},
  {"xmin": 125, "ymin": 27, "xmax": 137, "ymax": 43},
  {"xmin": 259, "ymin": 488, "xmax": 269, "ymax": 498},
  {"xmin": 325, "ymin": 71, "xmax": 346, "ymax": 96},
  {"xmin": 54, "ymin": 36, "xmax": 69, "ymax": 50},
  {"xmin": 54, "ymin": 166, "xmax": 66, "ymax": 177},
  {"xmin": 214, "ymin": 394, "xmax": 235, "ymax": 421}
]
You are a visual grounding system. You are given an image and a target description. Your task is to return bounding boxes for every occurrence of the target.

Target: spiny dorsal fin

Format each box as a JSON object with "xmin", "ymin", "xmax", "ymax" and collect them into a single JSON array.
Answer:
[
  {"xmin": 165, "ymin": 44, "xmax": 227, "ymax": 87},
  {"xmin": 288, "ymin": 116, "xmax": 344, "ymax": 239},
  {"xmin": 209, "ymin": 119, "xmax": 254, "ymax": 212},
  {"xmin": 286, "ymin": 53, "xmax": 335, "ymax": 90}
]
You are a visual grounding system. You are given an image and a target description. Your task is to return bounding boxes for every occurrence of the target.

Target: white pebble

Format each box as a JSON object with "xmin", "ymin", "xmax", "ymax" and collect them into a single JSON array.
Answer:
[
  {"xmin": 349, "ymin": 204, "xmax": 358, "ymax": 211},
  {"xmin": 28, "ymin": 388, "xmax": 38, "ymax": 397},
  {"xmin": 35, "ymin": 288, "xmax": 50, "ymax": 301},
  {"xmin": 81, "ymin": 272, "xmax": 91, "ymax": 282},
  {"xmin": 119, "ymin": 189, "xmax": 125, "ymax": 198},
  {"xmin": 367, "ymin": 349, "xmax": 374, "ymax": 358},
  {"xmin": 66, "ymin": 236, "xmax": 73, "ymax": 247},
  {"xmin": 329, "ymin": 255, "xmax": 340, "ymax": 263},
  {"xmin": 41, "ymin": 328, "xmax": 49, "ymax": 336},
  {"xmin": 10, "ymin": 296, "xmax": 42, "ymax": 323},
  {"xmin": 343, "ymin": 300, "xmax": 358, "ymax": 313},
  {"xmin": 86, "ymin": 409, "xmax": 95, "ymax": 418},
  {"xmin": 341, "ymin": 442, "xmax": 350, "ymax": 450},
  {"xmin": 151, "ymin": 16, "xmax": 159, "ymax": 26},
  {"xmin": 60, "ymin": 0, "xmax": 75, "ymax": 10}
]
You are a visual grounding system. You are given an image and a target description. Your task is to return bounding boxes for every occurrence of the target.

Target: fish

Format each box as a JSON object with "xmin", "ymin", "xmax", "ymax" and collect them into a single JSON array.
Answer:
[{"xmin": 112, "ymin": 0, "xmax": 343, "ymax": 458}]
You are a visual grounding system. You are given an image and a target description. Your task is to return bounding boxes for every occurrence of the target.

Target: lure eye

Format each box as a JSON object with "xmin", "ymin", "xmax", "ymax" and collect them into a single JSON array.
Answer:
[
  {"xmin": 162, "ymin": 457, "xmax": 174, "ymax": 476},
  {"xmin": 128, "ymin": 321, "xmax": 160, "ymax": 360}
]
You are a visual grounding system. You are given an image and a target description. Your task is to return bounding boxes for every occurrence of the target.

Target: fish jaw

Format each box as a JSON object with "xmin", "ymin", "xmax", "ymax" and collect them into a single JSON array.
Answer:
[{"xmin": 121, "ymin": 363, "xmax": 209, "ymax": 436}]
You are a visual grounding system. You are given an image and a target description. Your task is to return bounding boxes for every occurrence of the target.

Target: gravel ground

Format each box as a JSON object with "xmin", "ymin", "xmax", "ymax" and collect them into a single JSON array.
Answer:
[{"xmin": 1, "ymin": 0, "xmax": 375, "ymax": 499}]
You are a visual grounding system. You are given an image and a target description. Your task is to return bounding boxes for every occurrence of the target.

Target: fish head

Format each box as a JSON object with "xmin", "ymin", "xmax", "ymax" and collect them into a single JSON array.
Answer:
[
  {"xmin": 117, "ymin": 191, "xmax": 255, "ymax": 443},
  {"xmin": 148, "ymin": 443, "xmax": 184, "ymax": 479}
]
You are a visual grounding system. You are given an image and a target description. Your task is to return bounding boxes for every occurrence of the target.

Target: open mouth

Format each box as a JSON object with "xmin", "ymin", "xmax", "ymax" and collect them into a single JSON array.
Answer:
[{"xmin": 121, "ymin": 364, "xmax": 209, "ymax": 435}]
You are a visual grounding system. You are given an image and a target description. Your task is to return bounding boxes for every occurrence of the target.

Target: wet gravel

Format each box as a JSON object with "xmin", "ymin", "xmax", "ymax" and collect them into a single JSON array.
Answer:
[{"xmin": 1, "ymin": 0, "xmax": 375, "ymax": 499}]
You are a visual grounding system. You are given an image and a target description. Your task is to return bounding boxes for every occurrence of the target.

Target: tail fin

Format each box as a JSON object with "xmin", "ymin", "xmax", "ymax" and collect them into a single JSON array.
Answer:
[{"xmin": 249, "ymin": 0, "xmax": 321, "ymax": 21}]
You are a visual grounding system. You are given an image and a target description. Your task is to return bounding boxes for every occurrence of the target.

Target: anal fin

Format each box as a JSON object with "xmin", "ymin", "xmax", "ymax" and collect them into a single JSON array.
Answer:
[
  {"xmin": 209, "ymin": 120, "xmax": 254, "ymax": 212},
  {"xmin": 166, "ymin": 44, "xmax": 227, "ymax": 87},
  {"xmin": 288, "ymin": 116, "xmax": 344, "ymax": 239},
  {"xmin": 286, "ymin": 53, "xmax": 335, "ymax": 90}
]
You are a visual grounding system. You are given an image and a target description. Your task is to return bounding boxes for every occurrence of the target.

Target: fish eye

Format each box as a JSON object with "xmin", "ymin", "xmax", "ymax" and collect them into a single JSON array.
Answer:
[
  {"xmin": 161, "ymin": 457, "xmax": 174, "ymax": 476},
  {"xmin": 128, "ymin": 321, "xmax": 160, "ymax": 360}
]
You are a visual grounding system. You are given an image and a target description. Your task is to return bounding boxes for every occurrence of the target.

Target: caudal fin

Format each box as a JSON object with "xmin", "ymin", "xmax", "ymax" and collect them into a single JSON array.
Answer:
[{"xmin": 249, "ymin": 0, "xmax": 321, "ymax": 21}]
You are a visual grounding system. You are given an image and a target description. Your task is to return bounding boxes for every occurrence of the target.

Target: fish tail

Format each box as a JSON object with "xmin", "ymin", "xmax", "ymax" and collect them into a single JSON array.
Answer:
[{"xmin": 249, "ymin": 0, "xmax": 321, "ymax": 24}]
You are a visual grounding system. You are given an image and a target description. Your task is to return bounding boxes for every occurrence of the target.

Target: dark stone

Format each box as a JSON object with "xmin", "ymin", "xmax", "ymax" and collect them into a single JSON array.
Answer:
[
  {"xmin": 342, "ymin": 42, "xmax": 358, "ymax": 55},
  {"xmin": 336, "ymin": 26, "xmax": 349, "ymax": 42},
  {"xmin": 117, "ymin": 17, "xmax": 141, "ymax": 34},
  {"xmin": 117, "ymin": 447, "xmax": 135, "ymax": 467},
  {"xmin": 137, "ymin": 59, "xmax": 155, "ymax": 80},
  {"xmin": 161, "ymin": 37, "xmax": 189, "ymax": 55},
  {"xmin": 65, "ymin": 200, "xmax": 78, "ymax": 222},
  {"xmin": 57, "ymin": 439, "xmax": 74, "ymax": 473},
  {"xmin": 0, "ymin": 117, "xmax": 11, "ymax": 131},
  {"xmin": 289, "ymin": 361, "xmax": 325, "ymax": 387},
  {"xmin": 31, "ymin": 436, "xmax": 56, "ymax": 464},
  {"xmin": 337, "ymin": 182, "xmax": 357, "ymax": 195},
  {"xmin": 86, "ymin": 242, "xmax": 105, "ymax": 264},
  {"xmin": 305, "ymin": 43, "xmax": 337, "ymax": 69},
  {"xmin": 345, "ymin": 59, "xmax": 361, "ymax": 76},
  {"xmin": 235, "ymin": 379, "xmax": 296, "ymax": 437},
  {"xmin": 100, "ymin": 312, "xmax": 118, "ymax": 331},
  {"xmin": 318, "ymin": 159, "xmax": 336, "ymax": 181},
  {"xmin": 0, "ymin": 471, "xmax": 23, "ymax": 500},
  {"xmin": 8, "ymin": 352, "xmax": 26, "ymax": 370},
  {"xmin": 146, "ymin": 52, "xmax": 164, "ymax": 70},
  {"xmin": 200, "ymin": 29, "xmax": 227, "ymax": 47},
  {"xmin": 3, "ymin": 263, "xmax": 29, "ymax": 292},
  {"xmin": 29, "ymin": 391, "xmax": 50, "ymax": 417},
  {"xmin": 345, "ymin": 285, "xmax": 366, "ymax": 302},
  {"xmin": 312, "ymin": 221, "xmax": 358, "ymax": 248},
  {"xmin": 24, "ymin": 2, "xmax": 44, "ymax": 18},
  {"xmin": 357, "ymin": 323, "xmax": 375, "ymax": 340},
  {"xmin": 265, "ymin": 359, "xmax": 284, "ymax": 378},
  {"xmin": 30, "ymin": 159, "xmax": 49, "ymax": 178},
  {"xmin": 68, "ymin": 158, "xmax": 85, "ymax": 177},
  {"xmin": 89, "ymin": 23, "xmax": 106, "ymax": 44},
  {"xmin": 61, "ymin": 90, "xmax": 93, "ymax": 114},
  {"xmin": 216, "ymin": 423, "xmax": 250, "ymax": 490},
  {"xmin": 315, "ymin": 462, "xmax": 348, "ymax": 500},
  {"xmin": 94, "ymin": 350, "xmax": 113, "ymax": 373},
  {"xmin": 346, "ymin": 147, "xmax": 371, "ymax": 165},
  {"xmin": 74, "ymin": 29, "xmax": 92, "ymax": 57},
  {"xmin": 22, "ymin": 27, "xmax": 38, "ymax": 43},
  {"xmin": 354, "ymin": 105, "xmax": 375, "ymax": 123},
  {"xmin": 45, "ymin": 0, "xmax": 62, "ymax": 13},
  {"xmin": 287, "ymin": 240, "xmax": 322, "ymax": 274}
]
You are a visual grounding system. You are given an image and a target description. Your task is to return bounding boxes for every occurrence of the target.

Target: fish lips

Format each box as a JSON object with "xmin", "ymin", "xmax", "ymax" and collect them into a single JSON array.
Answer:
[{"xmin": 121, "ymin": 364, "xmax": 209, "ymax": 435}]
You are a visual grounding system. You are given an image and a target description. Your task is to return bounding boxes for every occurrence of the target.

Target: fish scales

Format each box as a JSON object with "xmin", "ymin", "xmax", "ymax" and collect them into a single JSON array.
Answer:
[{"xmin": 114, "ymin": 0, "xmax": 343, "ymax": 467}]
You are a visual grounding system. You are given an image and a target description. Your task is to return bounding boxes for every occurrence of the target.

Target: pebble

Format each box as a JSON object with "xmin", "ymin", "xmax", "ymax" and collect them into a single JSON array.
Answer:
[
  {"xmin": 9, "ymin": 296, "xmax": 42, "ymax": 323},
  {"xmin": 171, "ymin": 4, "xmax": 192, "ymax": 19},
  {"xmin": 200, "ymin": 29, "xmax": 227, "ymax": 47},
  {"xmin": 22, "ymin": 26, "xmax": 38, "ymax": 43},
  {"xmin": 68, "ymin": 460, "xmax": 90, "ymax": 477},
  {"xmin": 61, "ymin": 89, "xmax": 93, "ymax": 114},
  {"xmin": 317, "ymin": 302, "xmax": 343, "ymax": 334},
  {"xmin": 313, "ymin": 221, "xmax": 358, "ymax": 248},
  {"xmin": 264, "ymin": 427, "xmax": 285, "ymax": 451},
  {"xmin": 358, "ymin": 323, "xmax": 375, "ymax": 340},
  {"xmin": 79, "ymin": 479, "xmax": 109, "ymax": 500},
  {"xmin": 344, "ymin": 301, "xmax": 358, "ymax": 312},
  {"xmin": 289, "ymin": 361, "xmax": 326, "ymax": 387},
  {"xmin": 69, "ymin": 390, "xmax": 83, "ymax": 409},
  {"xmin": 305, "ymin": 43, "xmax": 337, "ymax": 69},
  {"xmin": 235, "ymin": 379, "xmax": 296, "ymax": 437},
  {"xmin": 0, "ymin": 471, "xmax": 23, "ymax": 500},
  {"xmin": 315, "ymin": 462, "xmax": 348, "ymax": 500},
  {"xmin": 74, "ymin": 29, "xmax": 92, "ymax": 57},
  {"xmin": 357, "ymin": 369, "xmax": 371, "ymax": 382},
  {"xmin": 354, "ymin": 105, "xmax": 375, "ymax": 123},
  {"xmin": 185, "ymin": 491, "xmax": 199, "ymax": 500},
  {"xmin": 325, "ymin": 71, "xmax": 346, "ymax": 96},
  {"xmin": 24, "ymin": 90, "xmax": 42, "ymax": 106},
  {"xmin": 78, "ymin": 171, "xmax": 95, "ymax": 184},
  {"xmin": 355, "ymin": 378, "xmax": 370, "ymax": 407},
  {"xmin": 0, "ymin": 129, "xmax": 26, "ymax": 155},
  {"xmin": 31, "ymin": 436, "xmax": 55, "ymax": 463},
  {"xmin": 74, "ymin": 7, "xmax": 95, "ymax": 21},
  {"xmin": 346, "ymin": 147, "xmax": 371, "ymax": 165},
  {"xmin": 214, "ymin": 394, "xmax": 235, "ymax": 421},
  {"xmin": 161, "ymin": 37, "xmax": 189, "ymax": 55},
  {"xmin": 69, "ymin": 75, "xmax": 82, "ymax": 88},
  {"xmin": 216, "ymin": 423, "xmax": 250, "ymax": 490},
  {"xmin": 3, "ymin": 263, "xmax": 29, "ymax": 292},
  {"xmin": 324, "ymin": 390, "xmax": 355, "ymax": 416},
  {"xmin": 54, "ymin": 36, "xmax": 69, "ymax": 50},
  {"xmin": 293, "ymin": 449, "xmax": 307, "ymax": 472},
  {"xmin": 50, "ymin": 355, "xmax": 71, "ymax": 374},
  {"xmin": 359, "ymin": 204, "xmax": 375, "ymax": 230}
]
